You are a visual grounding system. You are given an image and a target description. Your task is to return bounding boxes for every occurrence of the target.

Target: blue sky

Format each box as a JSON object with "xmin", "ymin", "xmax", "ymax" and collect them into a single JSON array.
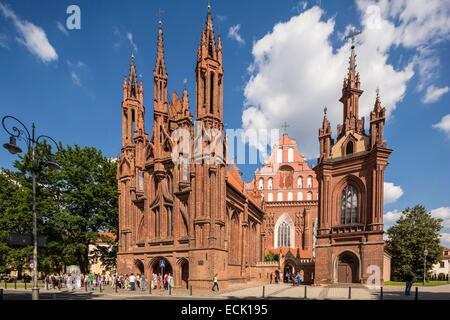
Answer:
[{"xmin": 0, "ymin": 0, "xmax": 449, "ymax": 244}]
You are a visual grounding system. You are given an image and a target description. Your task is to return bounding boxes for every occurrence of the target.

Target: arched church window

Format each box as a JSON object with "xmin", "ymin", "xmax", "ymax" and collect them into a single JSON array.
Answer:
[
  {"xmin": 307, "ymin": 176, "xmax": 313, "ymax": 188},
  {"xmin": 277, "ymin": 192, "xmax": 283, "ymax": 202},
  {"xmin": 346, "ymin": 141, "xmax": 354, "ymax": 155},
  {"xmin": 268, "ymin": 178, "xmax": 273, "ymax": 190},
  {"xmin": 297, "ymin": 192, "xmax": 303, "ymax": 201},
  {"xmin": 277, "ymin": 221, "xmax": 291, "ymax": 247},
  {"xmin": 287, "ymin": 192, "xmax": 293, "ymax": 201},
  {"xmin": 258, "ymin": 178, "xmax": 264, "ymax": 190},
  {"xmin": 307, "ymin": 191, "xmax": 312, "ymax": 201},
  {"xmin": 297, "ymin": 176, "xmax": 303, "ymax": 188},
  {"xmin": 277, "ymin": 148, "xmax": 283, "ymax": 163},
  {"xmin": 267, "ymin": 193, "xmax": 273, "ymax": 202},
  {"xmin": 288, "ymin": 148, "xmax": 294, "ymax": 162},
  {"xmin": 340, "ymin": 185, "xmax": 359, "ymax": 224}
]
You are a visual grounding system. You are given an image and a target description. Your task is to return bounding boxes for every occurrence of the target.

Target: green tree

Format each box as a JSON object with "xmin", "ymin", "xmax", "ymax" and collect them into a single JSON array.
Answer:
[
  {"xmin": 386, "ymin": 205, "xmax": 443, "ymax": 281},
  {"xmin": 52, "ymin": 145, "xmax": 118, "ymax": 273},
  {"xmin": 0, "ymin": 144, "xmax": 118, "ymax": 276},
  {"xmin": 264, "ymin": 251, "xmax": 279, "ymax": 262}
]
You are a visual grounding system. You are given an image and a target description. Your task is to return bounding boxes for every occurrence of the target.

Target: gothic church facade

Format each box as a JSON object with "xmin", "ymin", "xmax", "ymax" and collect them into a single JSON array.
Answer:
[{"xmin": 116, "ymin": 5, "xmax": 392, "ymax": 288}]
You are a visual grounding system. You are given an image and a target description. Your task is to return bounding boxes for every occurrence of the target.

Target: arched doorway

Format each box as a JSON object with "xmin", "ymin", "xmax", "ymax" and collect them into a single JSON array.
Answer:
[
  {"xmin": 180, "ymin": 259, "xmax": 189, "ymax": 289},
  {"xmin": 134, "ymin": 259, "xmax": 145, "ymax": 276},
  {"xmin": 151, "ymin": 257, "xmax": 173, "ymax": 277},
  {"xmin": 283, "ymin": 260, "xmax": 296, "ymax": 283},
  {"xmin": 336, "ymin": 252, "xmax": 359, "ymax": 283}
]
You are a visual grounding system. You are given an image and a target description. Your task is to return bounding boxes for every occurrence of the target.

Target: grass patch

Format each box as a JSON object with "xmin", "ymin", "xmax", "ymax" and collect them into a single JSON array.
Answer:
[{"xmin": 384, "ymin": 281, "xmax": 449, "ymax": 287}]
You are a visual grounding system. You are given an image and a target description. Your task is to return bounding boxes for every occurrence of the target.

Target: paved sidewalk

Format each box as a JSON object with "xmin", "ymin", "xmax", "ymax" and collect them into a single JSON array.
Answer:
[{"xmin": 2, "ymin": 283, "xmax": 449, "ymax": 300}]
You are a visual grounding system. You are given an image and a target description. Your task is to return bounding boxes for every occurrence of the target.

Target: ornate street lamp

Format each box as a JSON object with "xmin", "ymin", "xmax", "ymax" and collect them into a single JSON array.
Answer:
[
  {"xmin": 423, "ymin": 248, "xmax": 428, "ymax": 286},
  {"xmin": 2, "ymin": 115, "xmax": 61, "ymax": 300}
]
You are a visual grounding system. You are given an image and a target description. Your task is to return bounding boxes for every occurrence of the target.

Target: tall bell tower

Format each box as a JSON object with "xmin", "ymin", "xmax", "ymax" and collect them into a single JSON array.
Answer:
[{"xmin": 314, "ymin": 30, "xmax": 392, "ymax": 285}]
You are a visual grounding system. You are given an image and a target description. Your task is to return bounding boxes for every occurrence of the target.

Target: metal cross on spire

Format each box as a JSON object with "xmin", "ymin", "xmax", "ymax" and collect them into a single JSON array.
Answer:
[
  {"xmin": 345, "ymin": 27, "xmax": 361, "ymax": 47},
  {"xmin": 281, "ymin": 121, "xmax": 289, "ymax": 133},
  {"xmin": 157, "ymin": 8, "xmax": 164, "ymax": 27}
]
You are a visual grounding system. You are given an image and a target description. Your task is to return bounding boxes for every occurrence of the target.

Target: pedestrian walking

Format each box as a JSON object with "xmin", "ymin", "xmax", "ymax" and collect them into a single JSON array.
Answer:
[
  {"xmin": 169, "ymin": 273, "xmax": 174, "ymax": 291},
  {"xmin": 269, "ymin": 273, "xmax": 273, "ymax": 284},
  {"xmin": 129, "ymin": 273, "xmax": 136, "ymax": 291},
  {"xmin": 211, "ymin": 274, "xmax": 219, "ymax": 292},
  {"xmin": 405, "ymin": 272, "xmax": 414, "ymax": 296}
]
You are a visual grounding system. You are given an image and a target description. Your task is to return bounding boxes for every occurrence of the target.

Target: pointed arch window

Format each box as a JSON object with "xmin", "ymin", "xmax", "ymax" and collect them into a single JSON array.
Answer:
[
  {"xmin": 307, "ymin": 191, "xmax": 313, "ymax": 201},
  {"xmin": 297, "ymin": 192, "xmax": 303, "ymax": 201},
  {"xmin": 267, "ymin": 193, "xmax": 273, "ymax": 202},
  {"xmin": 340, "ymin": 185, "xmax": 359, "ymax": 224},
  {"xmin": 268, "ymin": 178, "xmax": 273, "ymax": 190},
  {"xmin": 346, "ymin": 141, "xmax": 354, "ymax": 155},
  {"xmin": 277, "ymin": 221, "xmax": 291, "ymax": 247}
]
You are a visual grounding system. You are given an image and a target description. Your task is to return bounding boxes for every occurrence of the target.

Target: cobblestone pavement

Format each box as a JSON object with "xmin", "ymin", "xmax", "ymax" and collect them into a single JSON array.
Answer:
[{"xmin": 1, "ymin": 283, "xmax": 449, "ymax": 300}]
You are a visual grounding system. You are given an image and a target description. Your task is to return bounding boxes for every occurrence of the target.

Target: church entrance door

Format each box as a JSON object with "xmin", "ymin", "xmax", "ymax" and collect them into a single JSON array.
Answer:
[
  {"xmin": 337, "ymin": 252, "xmax": 359, "ymax": 283},
  {"xmin": 181, "ymin": 260, "xmax": 189, "ymax": 289}
]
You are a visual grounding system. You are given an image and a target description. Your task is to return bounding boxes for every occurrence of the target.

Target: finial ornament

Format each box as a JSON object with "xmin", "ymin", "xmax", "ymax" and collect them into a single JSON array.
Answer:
[
  {"xmin": 208, "ymin": 0, "xmax": 211, "ymax": 12},
  {"xmin": 376, "ymin": 87, "xmax": 380, "ymax": 97},
  {"xmin": 183, "ymin": 78, "xmax": 187, "ymax": 89},
  {"xmin": 324, "ymin": 106, "xmax": 327, "ymax": 115},
  {"xmin": 158, "ymin": 8, "xmax": 164, "ymax": 28}
]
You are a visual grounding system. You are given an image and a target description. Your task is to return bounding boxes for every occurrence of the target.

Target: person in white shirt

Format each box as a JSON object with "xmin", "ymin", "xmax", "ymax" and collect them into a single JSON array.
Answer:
[
  {"xmin": 129, "ymin": 273, "xmax": 136, "ymax": 291},
  {"xmin": 211, "ymin": 274, "xmax": 219, "ymax": 291}
]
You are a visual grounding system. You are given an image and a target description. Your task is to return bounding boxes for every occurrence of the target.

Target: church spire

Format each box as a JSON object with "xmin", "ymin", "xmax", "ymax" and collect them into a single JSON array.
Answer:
[
  {"xmin": 338, "ymin": 28, "xmax": 364, "ymax": 138},
  {"xmin": 370, "ymin": 88, "xmax": 386, "ymax": 148},
  {"xmin": 154, "ymin": 15, "xmax": 168, "ymax": 114},
  {"xmin": 196, "ymin": 0, "xmax": 224, "ymax": 126},
  {"xmin": 319, "ymin": 107, "xmax": 333, "ymax": 161},
  {"xmin": 127, "ymin": 47, "xmax": 138, "ymax": 99}
]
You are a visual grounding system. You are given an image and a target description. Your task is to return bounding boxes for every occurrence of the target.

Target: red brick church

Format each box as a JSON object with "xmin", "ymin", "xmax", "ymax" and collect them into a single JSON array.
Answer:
[{"xmin": 116, "ymin": 4, "xmax": 392, "ymax": 288}]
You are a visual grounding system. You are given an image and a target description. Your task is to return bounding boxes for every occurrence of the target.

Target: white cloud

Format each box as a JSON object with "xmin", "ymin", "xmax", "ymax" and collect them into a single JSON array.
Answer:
[
  {"xmin": 127, "ymin": 32, "xmax": 138, "ymax": 52},
  {"xmin": 384, "ymin": 182, "xmax": 404, "ymax": 204},
  {"xmin": 70, "ymin": 71, "xmax": 81, "ymax": 86},
  {"xmin": 357, "ymin": 0, "xmax": 450, "ymax": 96},
  {"xmin": 422, "ymin": 85, "xmax": 449, "ymax": 104},
  {"xmin": 56, "ymin": 21, "xmax": 69, "ymax": 37},
  {"xmin": 0, "ymin": 33, "xmax": 8, "ymax": 48},
  {"xmin": 242, "ymin": 6, "xmax": 414, "ymax": 158},
  {"xmin": 441, "ymin": 233, "xmax": 450, "ymax": 247},
  {"xmin": 217, "ymin": 15, "xmax": 227, "ymax": 22},
  {"xmin": 228, "ymin": 24, "xmax": 245, "ymax": 45},
  {"xmin": 384, "ymin": 209, "xmax": 402, "ymax": 224},
  {"xmin": 67, "ymin": 60, "xmax": 86, "ymax": 87},
  {"xmin": 433, "ymin": 114, "xmax": 450, "ymax": 138},
  {"xmin": 431, "ymin": 207, "xmax": 450, "ymax": 228},
  {"xmin": 0, "ymin": 2, "xmax": 58, "ymax": 63}
]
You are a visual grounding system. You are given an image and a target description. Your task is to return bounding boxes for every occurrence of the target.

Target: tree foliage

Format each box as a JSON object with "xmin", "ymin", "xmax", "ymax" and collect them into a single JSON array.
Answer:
[
  {"xmin": 0, "ymin": 144, "xmax": 118, "ymax": 276},
  {"xmin": 386, "ymin": 205, "xmax": 443, "ymax": 281}
]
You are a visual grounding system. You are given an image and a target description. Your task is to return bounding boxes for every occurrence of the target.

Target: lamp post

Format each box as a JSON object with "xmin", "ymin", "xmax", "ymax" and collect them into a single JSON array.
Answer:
[
  {"xmin": 2, "ymin": 115, "xmax": 60, "ymax": 301},
  {"xmin": 423, "ymin": 248, "xmax": 428, "ymax": 286}
]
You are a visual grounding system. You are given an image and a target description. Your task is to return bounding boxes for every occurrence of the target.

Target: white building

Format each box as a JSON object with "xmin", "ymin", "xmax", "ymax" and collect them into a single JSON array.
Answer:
[{"xmin": 431, "ymin": 247, "xmax": 450, "ymax": 280}]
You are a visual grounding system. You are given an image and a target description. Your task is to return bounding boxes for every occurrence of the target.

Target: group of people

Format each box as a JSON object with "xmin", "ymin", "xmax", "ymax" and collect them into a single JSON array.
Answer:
[
  {"xmin": 268, "ymin": 270, "xmax": 304, "ymax": 286},
  {"xmin": 111, "ymin": 273, "xmax": 147, "ymax": 291},
  {"xmin": 149, "ymin": 273, "xmax": 175, "ymax": 290}
]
